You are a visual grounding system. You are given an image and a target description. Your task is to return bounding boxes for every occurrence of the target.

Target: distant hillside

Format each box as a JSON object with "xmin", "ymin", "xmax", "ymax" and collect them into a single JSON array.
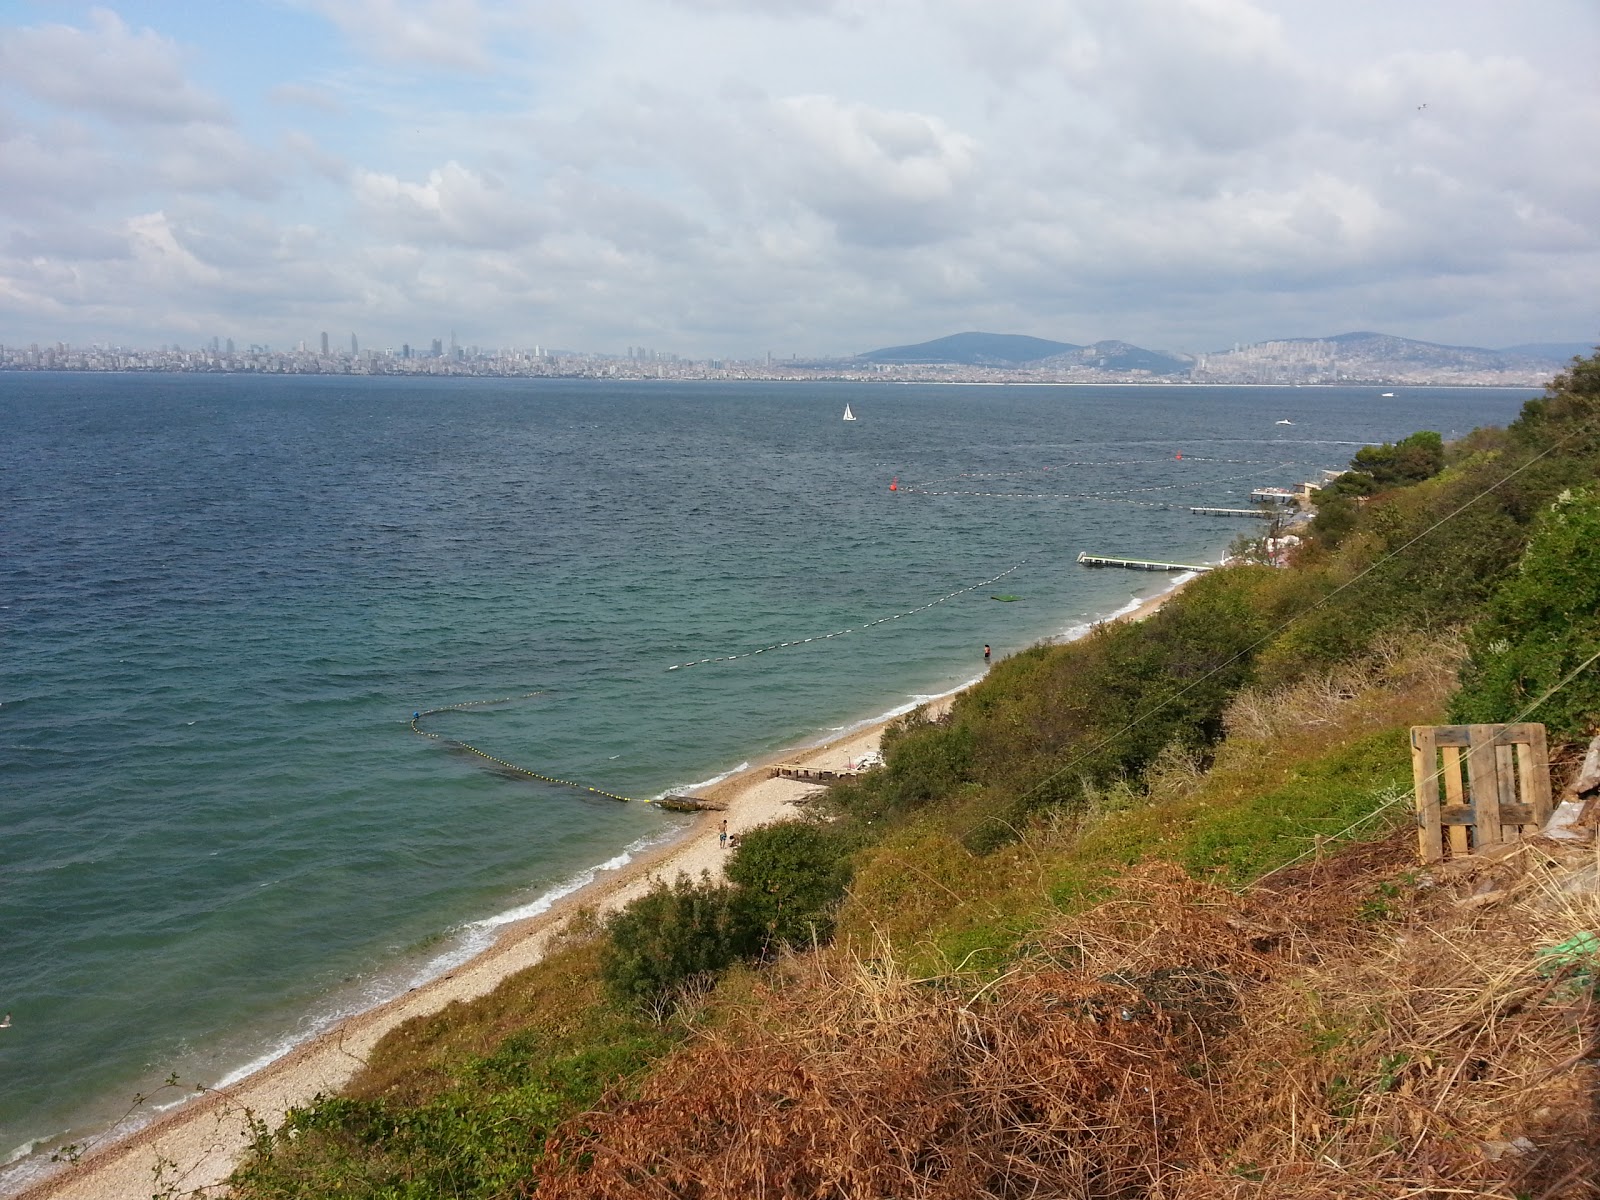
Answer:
[
  {"xmin": 856, "ymin": 332, "xmax": 1082, "ymax": 366},
  {"xmin": 1038, "ymin": 340, "xmax": 1191, "ymax": 375},
  {"xmin": 1194, "ymin": 331, "xmax": 1571, "ymax": 385},
  {"xmin": 1500, "ymin": 342, "xmax": 1595, "ymax": 362},
  {"xmin": 851, "ymin": 329, "xmax": 1582, "ymax": 384}
]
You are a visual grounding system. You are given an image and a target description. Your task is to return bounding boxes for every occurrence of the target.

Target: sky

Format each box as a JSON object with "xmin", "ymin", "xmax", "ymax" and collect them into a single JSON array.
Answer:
[{"xmin": 0, "ymin": 0, "xmax": 1596, "ymax": 359}]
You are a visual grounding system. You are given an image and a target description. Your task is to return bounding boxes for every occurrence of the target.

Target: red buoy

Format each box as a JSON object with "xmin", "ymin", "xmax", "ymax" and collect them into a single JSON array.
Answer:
[{"xmin": 889, "ymin": 477, "xmax": 898, "ymax": 491}]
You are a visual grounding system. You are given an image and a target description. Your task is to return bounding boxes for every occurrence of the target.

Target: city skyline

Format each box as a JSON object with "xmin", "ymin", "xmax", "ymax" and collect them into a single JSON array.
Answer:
[{"xmin": 0, "ymin": 1, "xmax": 1596, "ymax": 356}]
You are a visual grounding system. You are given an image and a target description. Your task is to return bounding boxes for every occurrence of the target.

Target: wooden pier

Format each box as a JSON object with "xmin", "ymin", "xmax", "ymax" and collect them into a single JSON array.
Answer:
[
  {"xmin": 1190, "ymin": 507, "xmax": 1271, "ymax": 518},
  {"xmin": 1076, "ymin": 552, "xmax": 1214, "ymax": 573}
]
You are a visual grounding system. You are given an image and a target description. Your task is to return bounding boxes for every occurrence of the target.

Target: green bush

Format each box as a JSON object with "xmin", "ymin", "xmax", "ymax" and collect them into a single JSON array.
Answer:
[
  {"xmin": 1451, "ymin": 485, "xmax": 1600, "ymax": 738},
  {"xmin": 726, "ymin": 821, "xmax": 853, "ymax": 950},
  {"xmin": 1314, "ymin": 430, "xmax": 1446, "ymax": 506},
  {"xmin": 600, "ymin": 873, "xmax": 747, "ymax": 1009}
]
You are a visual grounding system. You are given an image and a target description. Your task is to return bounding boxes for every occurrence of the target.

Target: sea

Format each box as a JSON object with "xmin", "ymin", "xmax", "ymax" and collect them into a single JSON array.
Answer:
[{"xmin": 0, "ymin": 374, "xmax": 1536, "ymax": 1191}]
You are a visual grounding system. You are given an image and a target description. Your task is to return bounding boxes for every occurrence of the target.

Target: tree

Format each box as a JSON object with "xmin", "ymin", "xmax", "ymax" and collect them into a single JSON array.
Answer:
[{"xmin": 1314, "ymin": 429, "xmax": 1446, "ymax": 504}]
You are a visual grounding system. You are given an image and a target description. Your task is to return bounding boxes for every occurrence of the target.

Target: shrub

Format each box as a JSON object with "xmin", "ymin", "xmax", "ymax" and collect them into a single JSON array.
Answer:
[
  {"xmin": 600, "ymin": 873, "xmax": 746, "ymax": 1010},
  {"xmin": 1451, "ymin": 485, "xmax": 1600, "ymax": 738},
  {"xmin": 725, "ymin": 821, "xmax": 853, "ymax": 951}
]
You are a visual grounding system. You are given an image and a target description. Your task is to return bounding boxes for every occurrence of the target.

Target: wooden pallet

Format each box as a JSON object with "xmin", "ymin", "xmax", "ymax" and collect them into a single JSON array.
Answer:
[{"xmin": 1410, "ymin": 723, "xmax": 1552, "ymax": 863}]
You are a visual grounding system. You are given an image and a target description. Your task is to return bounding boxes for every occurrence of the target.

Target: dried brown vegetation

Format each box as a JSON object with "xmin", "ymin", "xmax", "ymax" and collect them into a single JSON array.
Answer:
[{"xmin": 536, "ymin": 845, "xmax": 1599, "ymax": 1199}]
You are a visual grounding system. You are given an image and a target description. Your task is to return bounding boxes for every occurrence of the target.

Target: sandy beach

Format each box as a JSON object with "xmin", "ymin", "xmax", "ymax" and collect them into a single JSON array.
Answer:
[{"xmin": 17, "ymin": 580, "xmax": 1191, "ymax": 1200}]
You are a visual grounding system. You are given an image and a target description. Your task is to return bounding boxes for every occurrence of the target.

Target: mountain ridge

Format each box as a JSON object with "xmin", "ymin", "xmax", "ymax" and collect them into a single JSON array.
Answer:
[{"xmin": 852, "ymin": 330, "xmax": 1593, "ymax": 384}]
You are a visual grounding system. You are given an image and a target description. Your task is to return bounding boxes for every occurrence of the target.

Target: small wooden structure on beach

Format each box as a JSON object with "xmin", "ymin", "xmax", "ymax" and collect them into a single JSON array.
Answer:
[{"xmin": 770, "ymin": 763, "xmax": 857, "ymax": 783}]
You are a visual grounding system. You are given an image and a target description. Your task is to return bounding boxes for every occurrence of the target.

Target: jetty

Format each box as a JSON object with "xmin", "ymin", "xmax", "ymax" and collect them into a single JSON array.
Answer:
[
  {"xmin": 1190, "ymin": 506, "xmax": 1271, "ymax": 518},
  {"xmin": 1076, "ymin": 552, "xmax": 1215, "ymax": 573}
]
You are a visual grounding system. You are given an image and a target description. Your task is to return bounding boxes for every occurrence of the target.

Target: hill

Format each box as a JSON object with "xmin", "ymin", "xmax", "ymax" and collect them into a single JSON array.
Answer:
[
  {"xmin": 1037, "ymin": 338, "xmax": 1191, "ymax": 375},
  {"xmin": 1501, "ymin": 341, "xmax": 1595, "ymax": 361},
  {"xmin": 854, "ymin": 331, "xmax": 1082, "ymax": 365},
  {"xmin": 1191, "ymin": 330, "xmax": 1573, "ymax": 385},
  {"xmin": 851, "ymin": 329, "xmax": 1587, "ymax": 384}
]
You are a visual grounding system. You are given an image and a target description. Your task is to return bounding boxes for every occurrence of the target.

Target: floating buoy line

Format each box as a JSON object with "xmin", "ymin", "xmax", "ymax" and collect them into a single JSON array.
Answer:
[
  {"xmin": 411, "ymin": 451, "xmax": 1314, "ymax": 803},
  {"xmin": 416, "ymin": 561, "xmax": 1028, "ymax": 800},
  {"xmin": 896, "ymin": 459, "xmax": 1300, "ymax": 511},
  {"xmin": 665, "ymin": 559, "xmax": 1025, "ymax": 671},
  {"xmin": 410, "ymin": 693, "xmax": 642, "ymax": 803}
]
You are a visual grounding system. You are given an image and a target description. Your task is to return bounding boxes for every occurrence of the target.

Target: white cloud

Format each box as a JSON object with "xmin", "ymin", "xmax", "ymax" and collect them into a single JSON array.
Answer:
[
  {"xmin": 0, "ymin": 9, "xmax": 228, "ymax": 125},
  {"xmin": 767, "ymin": 95, "xmax": 979, "ymax": 244},
  {"xmin": 0, "ymin": 0, "xmax": 1594, "ymax": 352},
  {"xmin": 353, "ymin": 161, "xmax": 543, "ymax": 247},
  {"xmin": 299, "ymin": 0, "xmax": 496, "ymax": 71}
]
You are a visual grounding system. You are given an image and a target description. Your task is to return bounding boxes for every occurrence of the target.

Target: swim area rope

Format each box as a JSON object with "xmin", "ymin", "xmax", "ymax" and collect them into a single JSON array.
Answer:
[
  {"xmin": 410, "ymin": 693, "xmax": 642, "ymax": 803},
  {"xmin": 896, "ymin": 462, "xmax": 1299, "ymax": 509},
  {"xmin": 413, "ymin": 560, "xmax": 1031, "ymax": 796},
  {"xmin": 412, "ymin": 452, "xmax": 1316, "ymax": 795},
  {"xmin": 665, "ymin": 559, "xmax": 1026, "ymax": 671}
]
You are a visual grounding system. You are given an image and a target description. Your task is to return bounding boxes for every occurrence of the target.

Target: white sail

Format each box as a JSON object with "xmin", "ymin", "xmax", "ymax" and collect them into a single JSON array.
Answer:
[{"xmin": 842, "ymin": 404, "xmax": 857, "ymax": 421}]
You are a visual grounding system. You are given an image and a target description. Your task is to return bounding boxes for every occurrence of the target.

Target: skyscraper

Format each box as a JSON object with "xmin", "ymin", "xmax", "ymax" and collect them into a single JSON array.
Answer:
[
  {"xmin": 350, "ymin": 332, "xmax": 358, "ymax": 357},
  {"xmin": 321, "ymin": 331, "xmax": 329, "ymax": 356}
]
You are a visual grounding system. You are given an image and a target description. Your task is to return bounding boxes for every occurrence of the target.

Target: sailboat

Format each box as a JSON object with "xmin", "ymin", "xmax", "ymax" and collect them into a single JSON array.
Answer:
[{"xmin": 842, "ymin": 404, "xmax": 857, "ymax": 422}]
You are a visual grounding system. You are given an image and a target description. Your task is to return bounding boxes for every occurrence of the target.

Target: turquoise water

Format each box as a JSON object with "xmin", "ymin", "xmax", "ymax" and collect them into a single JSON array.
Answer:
[{"xmin": 0, "ymin": 375, "xmax": 1533, "ymax": 1187}]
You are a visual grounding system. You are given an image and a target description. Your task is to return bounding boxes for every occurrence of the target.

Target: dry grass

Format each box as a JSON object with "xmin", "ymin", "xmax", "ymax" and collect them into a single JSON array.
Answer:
[
  {"xmin": 1221, "ymin": 630, "xmax": 1466, "ymax": 749},
  {"xmin": 533, "ymin": 844, "xmax": 1599, "ymax": 1199},
  {"xmin": 1177, "ymin": 844, "xmax": 1600, "ymax": 1200}
]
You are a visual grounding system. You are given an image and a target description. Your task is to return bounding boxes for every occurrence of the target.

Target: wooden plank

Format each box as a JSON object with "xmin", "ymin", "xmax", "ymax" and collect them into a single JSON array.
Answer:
[
  {"xmin": 1440, "ymin": 803, "xmax": 1532, "ymax": 825},
  {"xmin": 1430, "ymin": 726, "xmax": 1473, "ymax": 747},
  {"xmin": 1466, "ymin": 724, "xmax": 1503, "ymax": 848},
  {"xmin": 1515, "ymin": 723, "xmax": 1553, "ymax": 827},
  {"xmin": 1441, "ymin": 745, "xmax": 1470, "ymax": 856},
  {"xmin": 1411, "ymin": 726, "xmax": 1443, "ymax": 863},
  {"xmin": 1494, "ymin": 741, "xmax": 1521, "ymax": 841}
]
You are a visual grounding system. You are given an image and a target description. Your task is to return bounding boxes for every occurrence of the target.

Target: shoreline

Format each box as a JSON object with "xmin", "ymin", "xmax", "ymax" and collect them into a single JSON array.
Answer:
[{"xmin": 14, "ymin": 574, "xmax": 1197, "ymax": 1200}]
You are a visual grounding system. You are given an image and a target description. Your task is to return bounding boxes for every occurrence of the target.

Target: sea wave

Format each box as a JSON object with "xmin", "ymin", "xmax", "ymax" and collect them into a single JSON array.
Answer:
[{"xmin": 652, "ymin": 761, "xmax": 751, "ymax": 799}]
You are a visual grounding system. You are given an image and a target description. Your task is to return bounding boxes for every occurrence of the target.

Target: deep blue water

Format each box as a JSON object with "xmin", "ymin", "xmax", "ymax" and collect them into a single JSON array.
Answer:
[{"xmin": 0, "ymin": 374, "xmax": 1534, "ymax": 1186}]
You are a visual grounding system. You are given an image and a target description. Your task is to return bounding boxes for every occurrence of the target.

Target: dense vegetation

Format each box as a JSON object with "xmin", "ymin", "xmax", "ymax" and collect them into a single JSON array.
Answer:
[{"xmin": 229, "ymin": 352, "xmax": 1600, "ymax": 1200}]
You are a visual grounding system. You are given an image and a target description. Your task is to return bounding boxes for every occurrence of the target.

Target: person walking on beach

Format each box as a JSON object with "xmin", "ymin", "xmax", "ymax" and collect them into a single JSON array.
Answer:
[
  {"xmin": 984, "ymin": 644, "xmax": 991, "ymax": 663},
  {"xmin": 719, "ymin": 820, "xmax": 728, "ymax": 849}
]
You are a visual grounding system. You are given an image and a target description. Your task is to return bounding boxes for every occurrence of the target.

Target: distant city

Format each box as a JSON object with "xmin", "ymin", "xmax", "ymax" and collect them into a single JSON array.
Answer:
[{"xmin": 1, "ymin": 329, "xmax": 1589, "ymax": 387}]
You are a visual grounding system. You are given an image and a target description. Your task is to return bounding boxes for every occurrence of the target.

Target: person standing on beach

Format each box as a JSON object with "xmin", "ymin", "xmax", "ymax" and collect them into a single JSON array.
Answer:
[{"xmin": 719, "ymin": 820, "xmax": 728, "ymax": 849}]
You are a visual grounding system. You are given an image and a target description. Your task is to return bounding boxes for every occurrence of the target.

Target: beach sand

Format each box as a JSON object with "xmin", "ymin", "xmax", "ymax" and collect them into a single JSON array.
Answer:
[{"xmin": 18, "ymin": 579, "xmax": 1191, "ymax": 1200}]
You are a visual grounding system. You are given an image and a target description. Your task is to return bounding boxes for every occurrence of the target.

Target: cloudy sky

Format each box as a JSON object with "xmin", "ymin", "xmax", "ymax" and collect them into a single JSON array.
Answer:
[{"xmin": 1, "ymin": 0, "xmax": 1596, "ymax": 358}]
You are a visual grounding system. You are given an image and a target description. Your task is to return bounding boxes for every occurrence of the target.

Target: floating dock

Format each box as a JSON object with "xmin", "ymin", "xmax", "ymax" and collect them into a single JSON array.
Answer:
[
  {"xmin": 1190, "ymin": 507, "xmax": 1271, "ymax": 518},
  {"xmin": 1076, "ymin": 552, "xmax": 1215, "ymax": 573}
]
